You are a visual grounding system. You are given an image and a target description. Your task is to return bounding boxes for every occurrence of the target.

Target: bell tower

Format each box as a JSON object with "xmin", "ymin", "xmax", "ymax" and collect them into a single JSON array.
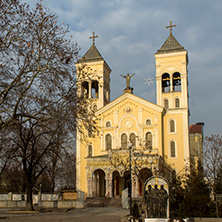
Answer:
[
  {"xmin": 155, "ymin": 21, "xmax": 190, "ymax": 169},
  {"xmin": 155, "ymin": 21, "xmax": 189, "ymax": 111},
  {"xmin": 76, "ymin": 32, "xmax": 111, "ymax": 111}
]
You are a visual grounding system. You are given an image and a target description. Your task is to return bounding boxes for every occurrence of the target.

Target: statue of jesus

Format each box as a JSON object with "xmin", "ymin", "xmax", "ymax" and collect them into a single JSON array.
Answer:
[{"xmin": 120, "ymin": 73, "xmax": 135, "ymax": 89}]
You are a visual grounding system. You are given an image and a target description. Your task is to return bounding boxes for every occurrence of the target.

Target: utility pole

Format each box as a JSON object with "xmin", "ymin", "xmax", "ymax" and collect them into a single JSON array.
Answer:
[{"xmin": 128, "ymin": 142, "xmax": 133, "ymax": 216}]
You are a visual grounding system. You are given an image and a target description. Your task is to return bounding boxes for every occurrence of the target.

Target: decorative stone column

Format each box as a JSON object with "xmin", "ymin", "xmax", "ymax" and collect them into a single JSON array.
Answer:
[
  {"xmin": 105, "ymin": 177, "xmax": 112, "ymax": 197},
  {"xmin": 113, "ymin": 178, "xmax": 117, "ymax": 196},
  {"xmin": 89, "ymin": 82, "xmax": 92, "ymax": 99},
  {"xmin": 92, "ymin": 175, "xmax": 96, "ymax": 197},
  {"xmin": 170, "ymin": 75, "xmax": 173, "ymax": 92},
  {"xmin": 87, "ymin": 177, "xmax": 93, "ymax": 197},
  {"xmin": 96, "ymin": 174, "xmax": 99, "ymax": 197}
]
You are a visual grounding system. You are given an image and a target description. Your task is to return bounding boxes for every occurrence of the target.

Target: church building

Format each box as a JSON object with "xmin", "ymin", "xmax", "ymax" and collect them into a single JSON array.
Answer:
[{"xmin": 76, "ymin": 22, "xmax": 191, "ymax": 198}]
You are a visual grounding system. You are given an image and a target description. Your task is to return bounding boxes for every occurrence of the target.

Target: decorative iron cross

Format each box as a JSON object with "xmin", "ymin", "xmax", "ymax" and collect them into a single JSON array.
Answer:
[
  {"xmin": 89, "ymin": 32, "xmax": 98, "ymax": 45},
  {"xmin": 166, "ymin": 21, "xmax": 176, "ymax": 35}
]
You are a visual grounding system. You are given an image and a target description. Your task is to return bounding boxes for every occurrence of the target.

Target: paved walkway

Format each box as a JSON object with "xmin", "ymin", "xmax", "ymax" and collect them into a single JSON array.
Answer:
[{"xmin": 0, "ymin": 207, "xmax": 129, "ymax": 222}]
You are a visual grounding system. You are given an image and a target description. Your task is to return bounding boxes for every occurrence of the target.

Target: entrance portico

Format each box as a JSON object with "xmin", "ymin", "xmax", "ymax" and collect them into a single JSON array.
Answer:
[{"xmin": 86, "ymin": 155, "xmax": 157, "ymax": 198}]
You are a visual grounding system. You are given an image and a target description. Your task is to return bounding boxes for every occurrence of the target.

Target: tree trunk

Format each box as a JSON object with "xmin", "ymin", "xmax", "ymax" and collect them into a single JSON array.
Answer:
[{"xmin": 26, "ymin": 182, "xmax": 34, "ymax": 211}]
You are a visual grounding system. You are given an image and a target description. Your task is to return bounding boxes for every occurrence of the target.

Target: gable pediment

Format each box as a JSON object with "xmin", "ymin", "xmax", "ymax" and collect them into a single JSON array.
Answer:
[{"xmin": 96, "ymin": 93, "xmax": 163, "ymax": 116}]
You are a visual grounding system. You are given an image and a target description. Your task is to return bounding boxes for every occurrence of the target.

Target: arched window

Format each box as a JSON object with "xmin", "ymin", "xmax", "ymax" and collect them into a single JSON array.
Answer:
[
  {"xmin": 106, "ymin": 121, "xmax": 111, "ymax": 127},
  {"xmin": 164, "ymin": 99, "xmax": 169, "ymax": 109},
  {"xmin": 88, "ymin": 145, "xmax": 92, "ymax": 157},
  {"xmin": 82, "ymin": 81, "xmax": 89, "ymax": 98},
  {"xmin": 175, "ymin": 98, "xmax": 180, "ymax": 108},
  {"xmin": 129, "ymin": 133, "xmax": 136, "ymax": 147},
  {"xmin": 105, "ymin": 134, "xmax": 112, "ymax": 150},
  {"xmin": 91, "ymin": 80, "xmax": 99, "ymax": 98},
  {"xmin": 145, "ymin": 132, "xmax": 152, "ymax": 150},
  {"xmin": 173, "ymin": 72, "xmax": 181, "ymax": 92},
  {"xmin": 162, "ymin": 73, "xmax": 170, "ymax": 92},
  {"xmin": 170, "ymin": 141, "xmax": 176, "ymax": 158},
  {"xmin": 121, "ymin": 133, "xmax": 127, "ymax": 149},
  {"xmin": 170, "ymin": 120, "xmax": 175, "ymax": 133},
  {"xmin": 146, "ymin": 119, "xmax": 151, "ymax": 125}
]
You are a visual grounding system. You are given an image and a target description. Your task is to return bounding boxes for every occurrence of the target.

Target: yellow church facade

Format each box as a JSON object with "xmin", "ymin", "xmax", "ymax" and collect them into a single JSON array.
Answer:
[{"xmin": 76, "ymin": 24, "xmax": 190, "ymax": 198}]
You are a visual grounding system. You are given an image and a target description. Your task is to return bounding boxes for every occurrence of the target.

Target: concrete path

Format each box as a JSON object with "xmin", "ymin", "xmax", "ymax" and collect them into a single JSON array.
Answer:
[{"xmin": 0, "ymin": 207, "xmax": 129, "ymax": 222}]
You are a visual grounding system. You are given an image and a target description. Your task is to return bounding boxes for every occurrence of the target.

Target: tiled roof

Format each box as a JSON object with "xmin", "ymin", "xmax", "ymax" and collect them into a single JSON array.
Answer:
[
  {"xmin": 79, "ymin": 44, "xmax": 103, "ymax": 63},
  {"xmin": 190, "ymin": 125, "xmax": 203, "ymax": 134},
  {"xmin": 156, "ymin": 34, "xmax": 185, "ymax": 54}
]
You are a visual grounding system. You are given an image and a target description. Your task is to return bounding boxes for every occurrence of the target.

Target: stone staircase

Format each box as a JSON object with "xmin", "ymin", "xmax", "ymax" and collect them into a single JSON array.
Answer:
[
  {"xmin": 108, "ymin": 197, "xmax": 122, "ymax": 207},
  {"xmin": 85, "ymin": 197, "xmax": 122, "ymax": 207}
]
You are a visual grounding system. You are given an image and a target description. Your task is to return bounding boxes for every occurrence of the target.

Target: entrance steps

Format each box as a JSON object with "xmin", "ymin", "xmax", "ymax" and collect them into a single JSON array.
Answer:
[
  {"xmin": 85, "ymin": 197, "xmax": 122, "ymax": 207},
  {"xmin": 107, "ymin": 197, "xmax": 122, "ymax": 207}
]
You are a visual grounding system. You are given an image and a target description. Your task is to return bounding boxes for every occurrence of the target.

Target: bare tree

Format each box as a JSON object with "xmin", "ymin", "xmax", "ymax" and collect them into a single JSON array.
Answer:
[
  {"xmin": 108, "ymin": 135, "xmax": 176, "ymax": 203},
  {"xmin": 0, "ymin": 0, "xmax": 95, "ymax": 210},
  {"xmin": 0, "ymin": 161, "xmax": 24, "ymax": 193},
  {"xmin": 204, "ymin": 135, "xmax": 222, "ymax": 192},
  {"xmin": 204, "ymin": 134, "xmax": 222, "ymax": 217},
  {"xmin": 45, "ymin": 132, "xmax": 76, "ymax": 192},
  {"xmin": 108, "ymin": 138, "xmax": 161, "ymax": 195},
  {"xmin": 0, "ymin": 0, "xmax": 92, "ymax": 132},
  {"xmin": 0, "ymin": 128, "xmax": 17, "ymax": 179},
  {"xmin": 56, "ymin": 152, "xmax": 76, "ymax": 191},
  {"xmin": 9, "ymin": 113, "xmax": 78, "ymax": 210},
  {"xmin": 10, "ymin": 118, "xmax": 58, "ymax": 210}
]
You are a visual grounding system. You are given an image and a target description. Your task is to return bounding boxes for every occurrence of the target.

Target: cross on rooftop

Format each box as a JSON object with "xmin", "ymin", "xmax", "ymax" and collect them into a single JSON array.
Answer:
[
  {"xmin": 89, "ymin": 32, "xmax": 98, "ymax": 45},
  {"xmin": 166, "ymin": 21, "xmax": 176, "ymax": 35}
]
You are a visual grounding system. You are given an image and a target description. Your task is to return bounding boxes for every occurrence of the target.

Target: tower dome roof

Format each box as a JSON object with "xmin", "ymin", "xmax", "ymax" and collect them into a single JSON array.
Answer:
[
  {"xmin": 156, "ymin": 21, "xmax": 186, "ymax": 54},
  {"xmin": 156, "ymin": 34, "xmax": 185, "ymax": 54},
  {"xmin": 79, "ymin": 44, "xmax": 104, "ymax": 63}
]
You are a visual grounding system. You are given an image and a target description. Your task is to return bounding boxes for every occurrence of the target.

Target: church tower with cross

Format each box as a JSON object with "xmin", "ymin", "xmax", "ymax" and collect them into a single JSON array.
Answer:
[
  {"xmin": 155, "ymin": 21, "xmax": 189, "ymax": 110},
  {"xmin": 155, "ymin": 21, "xmax": 190, "ymax": 168},
  {"xmin": 75, "ymin": 24, "xmax": 193, "ymax": 200},
  {"xmin": 76, "ymin": 32, "xmax": 111, "ymax": 111}
]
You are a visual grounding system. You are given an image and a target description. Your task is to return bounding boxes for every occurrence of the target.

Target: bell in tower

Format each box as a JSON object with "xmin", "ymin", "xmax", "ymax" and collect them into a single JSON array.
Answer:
[
  {"xmin": 155, "ymin": 21, "xmax": 189, "ymax": 110},
  {"xmin": 76, "ymin": 32, "xmax": 112, "ymax": 110}
]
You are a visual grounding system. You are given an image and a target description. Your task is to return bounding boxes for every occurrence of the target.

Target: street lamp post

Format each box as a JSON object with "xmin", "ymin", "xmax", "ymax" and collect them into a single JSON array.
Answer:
[{"xmin": 128, "ymin": 142, "xmax": 133, "ymax": 216}]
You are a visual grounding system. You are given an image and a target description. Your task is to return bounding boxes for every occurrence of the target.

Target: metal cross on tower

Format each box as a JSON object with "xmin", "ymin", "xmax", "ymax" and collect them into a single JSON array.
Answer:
[
  {"xmin": 166, "ymin": 21, "xmax": 176, "ymax": 35},
  {"xmin": 89, "ymin": 32, "xmax": 98, "ymax": 45}
]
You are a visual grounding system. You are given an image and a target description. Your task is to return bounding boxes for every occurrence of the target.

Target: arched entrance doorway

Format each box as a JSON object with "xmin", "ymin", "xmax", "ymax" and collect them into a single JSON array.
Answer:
[
  {"xmin": 93, "ymin": 169, "xmax": 106, "ymax": 197},
  {"xmin": 112, "ymin": 171, "xmax": 121, "ymax": 196},
  {"xmin": 123, "ymin": 171, "xmax": 131, "ymax": 197},
  {"xmin": 138, "ymin": 168, "xmax": 152, "ymax": 196}
]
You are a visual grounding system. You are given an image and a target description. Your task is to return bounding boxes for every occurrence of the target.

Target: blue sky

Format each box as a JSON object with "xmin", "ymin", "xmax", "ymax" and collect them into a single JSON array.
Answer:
[{"xmin": 21, "ymin": 0, "xmax": 222, "ymax": 136}]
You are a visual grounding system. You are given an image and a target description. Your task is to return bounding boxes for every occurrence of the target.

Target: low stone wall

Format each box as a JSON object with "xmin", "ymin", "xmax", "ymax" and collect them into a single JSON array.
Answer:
[
  {"xmin": 38, "ymin": 201, "xmax": 58, "ymax": 209},
  {"xmin": 38, "ymin": 200, "xmax": 84, "ymax": 209},
  {"xmin": 58, "ymin": 200, "xmax": 84, "ymax": 209},
  {"xmin": 0, "ymin": 190, "xmax": 85, "ymax": 209},
  {"xmin": 0, "ymin": 201, "xmax": 26, "ymax": 208}
]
